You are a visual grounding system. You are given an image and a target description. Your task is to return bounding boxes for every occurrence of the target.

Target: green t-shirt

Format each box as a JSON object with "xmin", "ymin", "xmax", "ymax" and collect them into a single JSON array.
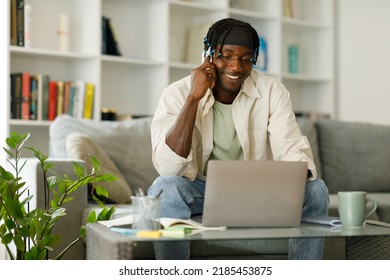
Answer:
[{"xmin": 209, "ymin": 100, "xmax": 244, "ymax": 161}]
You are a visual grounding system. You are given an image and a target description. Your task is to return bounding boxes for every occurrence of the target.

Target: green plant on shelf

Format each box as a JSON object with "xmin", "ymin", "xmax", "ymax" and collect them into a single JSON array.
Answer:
[{"xmin": 0, "ymin": 132, "xmax": 116, "ymax": 260}]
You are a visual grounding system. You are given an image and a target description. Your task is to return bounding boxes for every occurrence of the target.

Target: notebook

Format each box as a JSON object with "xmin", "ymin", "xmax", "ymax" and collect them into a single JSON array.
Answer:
[{"xmin": 202, "ymin": 160, "xmax": 308, "ymax": 228}]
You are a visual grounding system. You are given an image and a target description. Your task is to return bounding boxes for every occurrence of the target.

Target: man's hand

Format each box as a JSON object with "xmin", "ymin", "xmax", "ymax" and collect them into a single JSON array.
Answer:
[{"xmin": 190, "ymin": 55, "xmax": 217, "ymax": 100}]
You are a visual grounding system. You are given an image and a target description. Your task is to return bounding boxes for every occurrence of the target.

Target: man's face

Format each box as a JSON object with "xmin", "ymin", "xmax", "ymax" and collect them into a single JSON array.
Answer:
[{"xmin": 213, "ymin": 44, "xmax": 254, "ymax": 95}]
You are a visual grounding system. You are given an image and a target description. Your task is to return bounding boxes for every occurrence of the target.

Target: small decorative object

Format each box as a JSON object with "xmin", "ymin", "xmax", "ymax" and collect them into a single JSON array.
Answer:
[
  {"xmin": 0, "ymin": 132, "xmax": 116, "ymax": 260},
  {"xmin": 288, "ymin": 44, "xmax": 299, "ymax": 73},
  {"xmin": 101, "ymin": 108, "xmax": 117, "ymax": 121},
  {"xmin": 258, "ymin": 36, "xmax": 268, "ymax": 72},
  {"xmin": 58, "ymin": 13, "xmax": 69, "ymax": 52}
]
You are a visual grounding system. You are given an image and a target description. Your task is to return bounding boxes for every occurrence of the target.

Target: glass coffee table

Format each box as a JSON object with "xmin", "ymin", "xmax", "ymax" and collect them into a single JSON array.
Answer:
[{"xmin": 86, "ymin": 222, "xmax": 390, "ymax": 260}]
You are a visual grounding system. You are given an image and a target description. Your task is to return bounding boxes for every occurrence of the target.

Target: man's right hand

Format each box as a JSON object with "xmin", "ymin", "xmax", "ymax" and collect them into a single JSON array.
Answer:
[{"xmin": 189, "ymin": 55, "xmax": 217, "ymax": 100}]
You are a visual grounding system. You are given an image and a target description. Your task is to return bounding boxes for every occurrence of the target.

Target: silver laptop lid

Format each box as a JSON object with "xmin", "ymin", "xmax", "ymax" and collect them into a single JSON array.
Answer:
[{"xmin": 202, "ymin": 160, "xmax": 308, "ymax": 228}]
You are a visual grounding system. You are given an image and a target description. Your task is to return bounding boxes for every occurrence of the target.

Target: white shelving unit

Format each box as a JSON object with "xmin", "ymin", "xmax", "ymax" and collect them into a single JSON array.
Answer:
[{"xmin": 0, "ymin": 0, "xmax": 335, "ymax": 157}]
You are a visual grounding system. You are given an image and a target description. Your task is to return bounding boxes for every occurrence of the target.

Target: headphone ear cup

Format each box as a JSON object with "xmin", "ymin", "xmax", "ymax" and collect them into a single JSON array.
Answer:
[{"xmin": 202, "ymin": 47, "xmax": 211, "ymax": 63}]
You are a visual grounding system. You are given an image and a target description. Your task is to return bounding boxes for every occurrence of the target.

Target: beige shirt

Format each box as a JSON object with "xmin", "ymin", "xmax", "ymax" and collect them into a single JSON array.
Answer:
[{"xmin": 151, "ymin": 69, "xmax": 317, "ymax": 181}]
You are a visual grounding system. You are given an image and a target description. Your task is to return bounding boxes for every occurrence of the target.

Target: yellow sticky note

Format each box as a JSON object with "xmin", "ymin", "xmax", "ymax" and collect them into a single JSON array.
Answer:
[{"xmin": 136, "ymin": 231, "xmax": 162, "ymax": 238}]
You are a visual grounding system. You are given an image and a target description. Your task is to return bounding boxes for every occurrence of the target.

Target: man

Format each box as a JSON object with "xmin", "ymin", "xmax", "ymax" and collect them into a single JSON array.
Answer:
[{"xmin": 148, "ymin": 18, "xmax": 329, "ymax": 260}]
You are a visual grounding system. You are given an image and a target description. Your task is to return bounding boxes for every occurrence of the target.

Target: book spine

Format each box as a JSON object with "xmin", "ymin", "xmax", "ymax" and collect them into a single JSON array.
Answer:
[
  {"xmin": 29, "ymin": 76, "xmax": 38, "ymax": 120},
  {"xmin": 21, "ymin": 71, "xmax": 30, "ymax": 120},
  {"xmin": 106, "ymin": 17, "xmax": 121, "ymax": 56},
  {"xmin": 48, "ymin": 81, "xmax": 57, "ymax": 121},
  {"xmin": 68, "ymin": 82, "xmax": 76, "ymax": 116},
  {"xmin": 56, "ymin": 81, "xmax": 64, "ymax": 116},
  {"xmin": 102, "ymin": 16, "xmax": 107, "ymax": 54},
  {"xmin": 83, "ymin": 83, "xmax": 94, "ymax": 119},
  {"xmin": 63, "ymin": 81, "xmax": 71, "ymax": 115},
  {"xmin": 10, "ymin": 73, "xmax": 23, "ymax": 119},
  {"xmin": 283, "ymin": 0, "xmax": 294, "ymax": 18},
  {"xmin": 10, "ymin": 0, "xmax": 17, "ymax": 46},
  {"xmin": 24, "ymin": 3, "xmax": 32, "ymax": 48},
  {"xmin": 41, "ymin": 75, "xmax": 50, "ymax": 120},
  {"xmin": 75, "ymin": 80, "xmax": 85, "ymax": 118},
  {"xmin": 16, "ymin": 0, "xmax": 25, "ymax": 47}
]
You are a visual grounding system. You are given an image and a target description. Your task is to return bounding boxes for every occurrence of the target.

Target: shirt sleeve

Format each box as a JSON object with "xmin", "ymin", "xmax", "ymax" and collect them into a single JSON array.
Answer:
[
  {"xmin": 150, "ymin": 78, "xmax": 198, "ymax": 180},
  {"xmin": 267, "ymin": 83, "xmax": 318, "ymax": 180}
]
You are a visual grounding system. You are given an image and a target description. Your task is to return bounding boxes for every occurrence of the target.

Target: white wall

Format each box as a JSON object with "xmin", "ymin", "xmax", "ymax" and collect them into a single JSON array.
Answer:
[{"xmin": 337, "ymin": 0, "xmax": 390, "ymax": 125}]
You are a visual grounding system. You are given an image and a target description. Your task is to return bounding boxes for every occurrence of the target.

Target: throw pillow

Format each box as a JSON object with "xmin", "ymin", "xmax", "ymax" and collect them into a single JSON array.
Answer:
[{"xmin": 65, "ymin": 132, "xmax": 132, "ymax": 203}]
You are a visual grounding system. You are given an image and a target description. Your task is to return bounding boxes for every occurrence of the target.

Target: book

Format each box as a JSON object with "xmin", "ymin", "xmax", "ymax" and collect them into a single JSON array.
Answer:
[
  {"xmin": 185, "ymin": 22, "xmax": 212, "ymax": 64},
  {"xmin": 302, "ymin": 216, "xmax": 342, "ymax": 227},
  {"xmin": 48, "ymin": 81, "xmax": 57, "ymax": 121},
  {"xmin": 41, "ymin": 75, "xmax": 50, "ymax": 120},
  {"xmin": 83, "ymin": 82, "xmax": 94, "ymax": 119},
  {"xmin": 102, "ymin": 16, "xmax": 121, "ymax": 56},
  {"xmin": 10, "ymin": 0, "xmax": 17, "ymax": 46},
  {"xmin": 63, "ymin": 81, "xmax": 71, "ymax": 115},
  {"xmin": 21, "ymin": 71, "xmax": 30, "ymax": 120},
  {"xmin": 302, "ymin": 216, "xmax": 390, "ymax": 229},
  {"xmin": 101, "ymin": 16, "xmax": 107, "ymax": 54},
  {"xmin": 56, "ymin": 81, "xmax": 64, "ymax": 116},
  {"xmin": 283, "ymin": 0, "xmax": 294, "ymax": 18},
  {"xmin": 159, "ymin": 217, "xmax": 226, "ymax": 231},
  {"xmin": 99, "ymin": 214, "xmax": 226, "ymax": 231},
  {"xmin": 29, "ymin": 75, "xmax": 38, "ymax": 120},
  {"xmin": 24, "ymin": 3, "xmax": 32, "ymax": 48},
  {"xmin": 10, "ymin": 73, "xmax": 23, "ymax": 119},
  {"xmin": 16, "ymin": 0, "xmax": 24, "ymax": 46},
  {"xmin": 74, "ymin": 80, "xmax": 85, "ymax": 118},
  {"xmin": 67, "ymin": 82, "xmax": 76, "ymax": 116}
]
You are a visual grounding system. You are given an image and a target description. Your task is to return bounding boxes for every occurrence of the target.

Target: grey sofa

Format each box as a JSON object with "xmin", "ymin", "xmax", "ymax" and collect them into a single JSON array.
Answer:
[{"xmin": 27, "ymin": 114, "xmax": 390, "ymax": 259}]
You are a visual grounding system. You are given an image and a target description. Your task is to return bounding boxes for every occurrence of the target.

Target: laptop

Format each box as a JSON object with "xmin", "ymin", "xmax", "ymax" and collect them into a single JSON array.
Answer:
[{"xmin": 201, "ymin": 160, "xmax": 308, "ymax": 228}]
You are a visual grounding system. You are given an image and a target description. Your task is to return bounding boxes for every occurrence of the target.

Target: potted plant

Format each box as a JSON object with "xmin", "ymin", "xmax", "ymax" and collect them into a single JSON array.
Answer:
[{"xmin": 0, "ymin": 132, "xmax": 116, "ymax": 260}]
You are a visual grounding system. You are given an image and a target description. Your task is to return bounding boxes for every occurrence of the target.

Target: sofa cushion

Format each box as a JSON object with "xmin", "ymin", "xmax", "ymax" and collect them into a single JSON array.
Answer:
[
  {"xmin": 316, "ymin": 120, "xmax": 390, "ymax": 194},
  {"xmin": 66, "ymin": 132, "xmax": 132, "ymax": 203},
  {"xmin": 50, "ymin": 115, "xmax": 159, "ymax": 194},
  {"xmin": 296, "ymin": 117, "xmax": 322, "ymax": 179}
]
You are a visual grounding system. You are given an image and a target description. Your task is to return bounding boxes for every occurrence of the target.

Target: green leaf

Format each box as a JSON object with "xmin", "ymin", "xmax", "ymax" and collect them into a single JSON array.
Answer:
[
  {"xmin": 87, "ymin": 210, "xmax": 97, "ymax": 223},
  {"xmin": 5, "ymin": 137, "xmax": 16, "ymax": 149},
  {"xmin": 106, "ymin": 206, "xmax": 116, "ymax": 220},
  {"xmin": 3, "ymin": 147, "xmax": 14, "ymax": 158},
  {"xmin": 79, "ymin": 226, "xmax": 86, "ymax": 237},
  {"xmin": 5, "ymin": 218, "xmax": 15, "ymax": 230},
  {"xmin": 95, "ymin": 186, "xmax": 109, "ymax": 198},
  {"xmin": 97, "ymin": 207, "xmax": 108, "ymax": 221},
  {"xmin": 25, "ymin": 246, "xmax": 39, "ymax": 260},
  {"xmin": 2, "ymin": 233, "xmax": 13, "ymax": 244},
  {"xmin": 97, "ymin": 206, "xmax": 116, "ymax": 221},
  {"xmin": 90, "ymin": 155, "xmax": 100, "ymax": 173},
  {"xmin": 0, "ymin": 223, "xmax": 8, "ymax": 235},
  {"xmin": 13, "ymin": 235, "xmax": 25, "ymax": 251},
  {"xmin": 5, "ymin": 199, "xmax": 24, "ymax": 220},
  {"xmin": 95, "ymin": 174, "xmax": 117, "ymax": 182},
  {"xmin": 72, "ymin": 162, "xmax": 85, "ymax": 178}
]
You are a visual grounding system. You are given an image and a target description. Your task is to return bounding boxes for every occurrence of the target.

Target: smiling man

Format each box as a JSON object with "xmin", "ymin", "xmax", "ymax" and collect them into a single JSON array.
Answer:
[{"xmin": 149, "ymin": 18, "xmax": 329, "ymax": 260}]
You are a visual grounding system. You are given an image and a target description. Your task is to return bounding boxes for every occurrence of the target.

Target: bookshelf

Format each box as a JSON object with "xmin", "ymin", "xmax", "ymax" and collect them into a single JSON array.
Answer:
[{"xmin": 0, "ymin": 0, "xmax": 335, "ymax": 157}]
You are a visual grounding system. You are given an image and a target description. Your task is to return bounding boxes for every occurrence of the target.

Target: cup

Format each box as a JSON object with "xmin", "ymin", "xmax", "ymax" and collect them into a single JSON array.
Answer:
[
  {"xmin": 131, "ymin": 195, "xmax": 161, "ymax": 230},
  {"xmin": 131, "ymin": 196, "xmax": 161, "ymax": 230},
  {"xmin": 338, "ymin": 191, "xmax": 377, "ymax": 228}
]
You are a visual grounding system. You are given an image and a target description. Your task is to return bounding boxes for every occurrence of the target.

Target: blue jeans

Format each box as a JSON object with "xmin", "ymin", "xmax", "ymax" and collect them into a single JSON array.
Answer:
[{"xmin": 148, "ymin": 175, "xmax": 329, "ymax": 260}]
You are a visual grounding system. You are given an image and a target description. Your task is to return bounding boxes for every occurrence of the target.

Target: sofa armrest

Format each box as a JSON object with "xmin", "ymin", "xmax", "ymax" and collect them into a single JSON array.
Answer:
[{"xmin": 20, "ymin": 158, "xmax": 88, "ymax": 260}]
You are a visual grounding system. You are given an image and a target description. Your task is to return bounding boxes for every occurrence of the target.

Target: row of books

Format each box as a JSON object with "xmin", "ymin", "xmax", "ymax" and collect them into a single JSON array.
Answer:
[{"xmin": 10, "ymin": 72, "xmax": 95, "ymax": 121}]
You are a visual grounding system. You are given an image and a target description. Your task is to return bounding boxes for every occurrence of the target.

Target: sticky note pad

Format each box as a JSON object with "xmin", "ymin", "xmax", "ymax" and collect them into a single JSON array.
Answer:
[
  {"xmin": 165, "ymin": 227, "xmax": 192, "ymax": 234},
  {"xmin": 136, "ymin": 230, "xmax": 162, "ymax": 238},
  {"xmin": 111, "ymin": 227, "xmax": 137, "ymax": 236},
  {"xmin": 160, "ymin": 230, "xmax": 185, "ymax": 237}
]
